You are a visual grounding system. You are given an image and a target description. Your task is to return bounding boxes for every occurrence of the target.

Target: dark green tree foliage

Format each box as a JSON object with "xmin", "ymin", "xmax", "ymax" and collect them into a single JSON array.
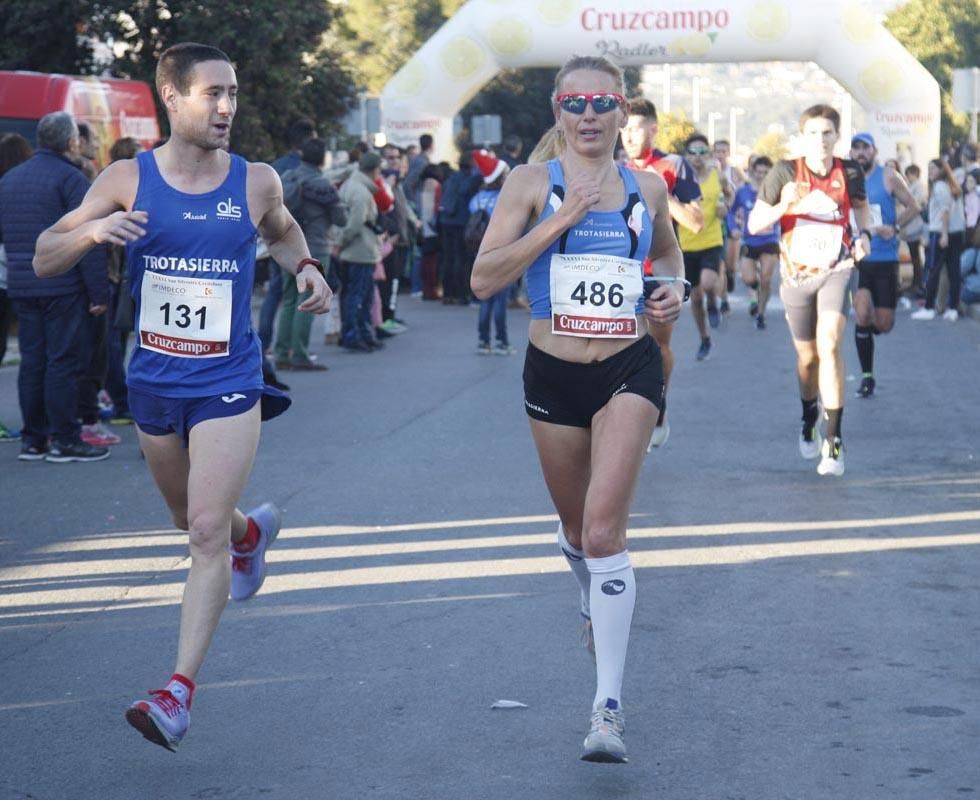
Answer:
[
  {"xmin": 1, "ymin": 0, "xmax": 355, "ymax": 160},
  {"xmin": 885, "ymin": 0, "xmax": 980, "ymax": 145},
  {"xmin": 0, "ymin": 0, "xmax": 95, "ymax": 72},
  {"xmin": 460, "ymin": 68, "xmax": 557, "ymax": 156},
  {"xmin": 330, "ymin": 0, "xmax": 463, "ymax": 94},
  {"xmin": 98, "ymin": 0, "xmax": 355, "ymax": 159}
]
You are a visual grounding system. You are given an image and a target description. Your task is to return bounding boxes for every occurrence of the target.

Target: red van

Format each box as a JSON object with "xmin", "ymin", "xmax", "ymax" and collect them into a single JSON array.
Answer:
[{"xmin": 0, "ymin": 71, "xmax": 160, "ymax": 168}]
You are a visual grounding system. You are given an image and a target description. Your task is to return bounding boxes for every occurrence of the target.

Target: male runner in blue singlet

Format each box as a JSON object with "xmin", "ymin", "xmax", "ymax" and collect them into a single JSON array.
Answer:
[
  {"xmin": 847, "ymin": 132, "xmax": 919, "ymax": 397},
  {"xmin": 33, "ymin": 43, "xmax": 332, "ymax": 752}
]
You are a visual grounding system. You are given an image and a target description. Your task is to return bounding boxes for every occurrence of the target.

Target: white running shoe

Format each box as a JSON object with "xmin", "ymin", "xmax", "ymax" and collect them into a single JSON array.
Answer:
[
  {"xmin": 911, "ymin": 308, "xmax": 936, "ymax": 320},
  {"xmin": 646, "ymin": 421, "xmax": 670, "ymax": 452},
  {"xmin": 125, "ymin": 680, "xmax": 190, "ymax": 752},
  {"xmin": 581, "ymin": 699, "xmax": 627, "ymax": 763},
  {"xmin": 816, "ymin": 437, "xmax": 845, "ymax": 477},
  {"xmin": 230, "ymin": 502, "xmax": 281, "ymax": 601},
  {"xmin": 799, "ymin": 424, "xmax": 822, "ymax": 460},
  {"xmin": 942, "ymin": 308, "xmax": 959, "ymax": 322}
]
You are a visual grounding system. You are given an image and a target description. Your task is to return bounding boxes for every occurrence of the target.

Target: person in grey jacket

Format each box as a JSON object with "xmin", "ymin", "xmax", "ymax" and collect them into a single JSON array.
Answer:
[
  {"xmin": 0, "ymin": 111, "xmax": 109, "ymax": 462},
  {"xmin": 338, "ymin": 151, "xmax": 383, "ymax": 353},
  {"xmin": 273, "ymin": 138, "xmax": 347, "ymax": 369}
]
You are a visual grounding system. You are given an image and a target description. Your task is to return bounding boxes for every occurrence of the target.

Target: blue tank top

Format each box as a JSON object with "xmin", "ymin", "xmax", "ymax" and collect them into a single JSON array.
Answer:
[
  {"xmin": 527, "ymin": 160, "xmax": 654, "ymax": 319},
  {"xmin": 126, "ymin": 150, "xmax": 263, "ymax": 398},
  {"xmin": 865, "ymin": 165, "xmax": 898, "ymax": 262}
]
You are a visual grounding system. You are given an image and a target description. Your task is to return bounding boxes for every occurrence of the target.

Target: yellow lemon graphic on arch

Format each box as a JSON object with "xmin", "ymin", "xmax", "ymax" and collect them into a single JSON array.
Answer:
[
  {"xmin": 860, "ymin": 58, "xmax": 904, "ymax": 103},
  {"xmin": 537, "ymin": 0, "xmax": 577, "ymax": 26},
  {"xmin": 440, "ymin": 36, "xmax": 487, "ymax": 80},
  {"xmin": 390, "ymin": 59, "xmax": 426, "ymax": 97},
  {"xmin": 486, "ymin": 16, "xmax": 533, "ymax": 58},
  {"xmin": 840, "ymin": 3, "xmax": 878, "ymax": 44},
  {"xmin": 669, "ymin": 32, "xmax": 712, "ymax": 57},
  {"xmin": 746, "ymin": 1, "xmax": 790, "ymax": 42}
]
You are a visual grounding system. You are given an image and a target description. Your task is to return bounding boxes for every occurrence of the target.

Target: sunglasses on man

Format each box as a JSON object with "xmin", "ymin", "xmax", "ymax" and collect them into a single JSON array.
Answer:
[
  {"xmin": 687, "ymin": 145, "xmax": 710, "ymax": 156},
  {"xmin": 556, "ymin": 93, "xmax": 626, "ymax": 115}
]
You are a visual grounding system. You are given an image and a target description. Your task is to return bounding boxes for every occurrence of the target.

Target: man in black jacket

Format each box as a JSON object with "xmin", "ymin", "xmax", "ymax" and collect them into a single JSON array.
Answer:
[{"xmin": 0, "ymin": 111, "xmax": 109, "ymax": 462}]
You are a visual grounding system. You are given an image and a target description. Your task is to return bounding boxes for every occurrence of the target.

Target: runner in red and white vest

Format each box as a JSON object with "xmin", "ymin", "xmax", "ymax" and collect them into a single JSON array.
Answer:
[{"xmin": 749, "ymin": 104, "xmax": 871, "ymax": 478}]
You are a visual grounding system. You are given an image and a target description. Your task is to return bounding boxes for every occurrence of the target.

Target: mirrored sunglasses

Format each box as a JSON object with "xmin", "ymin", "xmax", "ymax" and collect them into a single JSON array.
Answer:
[
  {"xmin": 687, "ymin": 146, "xmax": 709, "ymax": 155},
  {"xmin": 556, "ymin": 93, "xmax": 625, "ymax": 115}
]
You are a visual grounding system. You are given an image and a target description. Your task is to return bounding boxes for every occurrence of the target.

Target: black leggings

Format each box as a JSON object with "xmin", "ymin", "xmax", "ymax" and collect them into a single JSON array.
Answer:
[{"xmin": 924, "ymin": 231, "xmax": 964, "ymax": 310}]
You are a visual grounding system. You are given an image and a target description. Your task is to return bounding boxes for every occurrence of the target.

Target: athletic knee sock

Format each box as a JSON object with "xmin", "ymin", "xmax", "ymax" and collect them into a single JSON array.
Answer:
[
  {"xmin": 824, "ymin": 407, "xmax": 843, "ymax": 441},
  {"xmin": 558, "ymin": 524, "xmax": 591, "ymax": 617},
  {"xmin": 855, "ymin": 325, "xmax": 875, "ymax": 375},
  {"xmin": 801, "ymin": 397, "xmax": 820, "ymax": 430},
  {"xmin": 587, "ymin": 551, "xmax": 636, "ymax": 709}
]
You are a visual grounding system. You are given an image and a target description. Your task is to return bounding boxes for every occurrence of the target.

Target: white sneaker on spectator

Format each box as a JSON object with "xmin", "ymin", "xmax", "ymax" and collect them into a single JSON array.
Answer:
[
  {"xmin": 942, "ymin": 308, "xmax": 959, "ymax": 321},
  {"xmin": 911, "ymin": 308, "xmax": 936, "ymax": 320}
]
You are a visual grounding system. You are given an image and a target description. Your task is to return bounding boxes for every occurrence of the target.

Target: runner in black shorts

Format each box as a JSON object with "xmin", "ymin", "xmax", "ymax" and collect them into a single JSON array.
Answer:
[
  {"xmin": 848, "ymin": 132, "xmax": 919, "ymax": 398},
  {"xmin": 677, "ymin": 133, "xmax": 733, "ymax": 361},
  {"xmin": 471, "ymin": 55, "xmax": 685, "ymax": 764},
  {"xmin": 749, "ymin": 104, "xmax": 872, "ymax": 477}
]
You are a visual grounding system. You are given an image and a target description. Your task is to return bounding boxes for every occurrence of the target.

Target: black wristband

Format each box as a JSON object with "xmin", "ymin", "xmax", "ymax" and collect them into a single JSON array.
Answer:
[{"xmin": 859, "ymin": 229, "xmax": 873, "ymax": 242}]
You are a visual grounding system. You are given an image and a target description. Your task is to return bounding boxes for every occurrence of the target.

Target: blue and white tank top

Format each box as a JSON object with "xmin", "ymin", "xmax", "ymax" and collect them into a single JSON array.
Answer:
[
  {"xmin": 527, "ymin": 159, "xmax": 654, "ymax": 319},
  {"xmin": 126, "ymin": 150, "xmax": 263, "ymax": 398},
  {"xmin": 864, "ymin": 165, "xmax": 898, "ymax": 263}
]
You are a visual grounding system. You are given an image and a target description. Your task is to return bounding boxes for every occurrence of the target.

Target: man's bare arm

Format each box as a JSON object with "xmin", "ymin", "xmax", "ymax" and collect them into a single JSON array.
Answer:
[{"xmin": 669, "ymin": 197, "xmax": 704, "ymax": 234}]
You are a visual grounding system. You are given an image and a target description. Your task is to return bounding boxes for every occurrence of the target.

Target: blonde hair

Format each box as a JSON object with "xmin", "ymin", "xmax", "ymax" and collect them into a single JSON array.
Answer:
[{"xmin": 529, "ymin": 55, "xmax": 626, "ymax": 164}]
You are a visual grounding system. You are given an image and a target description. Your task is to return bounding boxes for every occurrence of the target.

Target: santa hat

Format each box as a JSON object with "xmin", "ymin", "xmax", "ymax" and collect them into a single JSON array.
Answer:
[
  {"xmin": 472, "ymin": 149, "xmax": 506, "ymax": 184},
  {"xmin": 372, "ymin": 176, "xmax": 395, "ymax": 214}
]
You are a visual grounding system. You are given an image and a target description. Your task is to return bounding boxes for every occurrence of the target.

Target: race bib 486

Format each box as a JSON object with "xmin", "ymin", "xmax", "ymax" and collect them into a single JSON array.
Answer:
[{"xmin": 549, "ymin": 253, "xmax": 643, "ymax": 339}]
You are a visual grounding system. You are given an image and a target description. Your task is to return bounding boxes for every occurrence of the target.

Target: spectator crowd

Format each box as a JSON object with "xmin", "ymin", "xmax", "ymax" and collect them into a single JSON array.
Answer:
[{"xmin": 1, "ymin": 108, "xmax": 978, "ymax": 463}]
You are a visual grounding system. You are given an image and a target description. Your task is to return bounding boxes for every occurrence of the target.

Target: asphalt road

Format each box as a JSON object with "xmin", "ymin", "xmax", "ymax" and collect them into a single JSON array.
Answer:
[{"xmin": 1, "ymin": 285, "xmax": 979, "ymax": 800}]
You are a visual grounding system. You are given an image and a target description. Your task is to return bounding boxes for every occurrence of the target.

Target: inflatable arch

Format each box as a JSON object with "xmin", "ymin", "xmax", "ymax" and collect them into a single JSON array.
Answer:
[{"xmin": 381, "ymin": 0, "xmax": 940, "ymax": 164}]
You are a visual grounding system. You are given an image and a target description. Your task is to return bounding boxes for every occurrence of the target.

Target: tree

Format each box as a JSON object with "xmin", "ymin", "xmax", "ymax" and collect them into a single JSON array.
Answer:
[
  {"xmin": 0, "ymin": 0, "xmax": 355, "ymax": 160},
  {"xmin": 0, "ymin": 0, "xmax": 95, "ymax": 73},
  {"xmin": 885, "ymin": 0, "xmax": 980, "ymax": 146},
  {"xmin": 655, "ymin": 111, "xmax": 696, "ymax": 155},
  {"xmin": 330, "ymin": 0, "xmax": 452, "ymax": 95},
  {"xmin": 752, "ymin": 130, "xmax": 789, "ymax": 162},
  {"xmin": 98, "ymin": 0, "xmax": 355, "ymax": 160},
  {"xmin": 459, "ymin": 68, "xmax": 556, "ymax": 156}
]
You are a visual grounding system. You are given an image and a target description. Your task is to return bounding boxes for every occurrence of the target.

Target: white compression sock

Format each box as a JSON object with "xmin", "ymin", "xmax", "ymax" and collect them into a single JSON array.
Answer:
[
  {"xmin": 587, "ymin": 550, "xmax": 636, "ymax": 709},
  {"xmin": 558, "ymin": 523, "xmax": 591, "ymax": 617}
]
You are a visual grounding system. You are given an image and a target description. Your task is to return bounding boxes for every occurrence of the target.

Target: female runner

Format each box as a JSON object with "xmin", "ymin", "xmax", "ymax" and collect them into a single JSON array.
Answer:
[{"xmin": 471, "ymin": 55, "xmax": 686, "ymax": 763}]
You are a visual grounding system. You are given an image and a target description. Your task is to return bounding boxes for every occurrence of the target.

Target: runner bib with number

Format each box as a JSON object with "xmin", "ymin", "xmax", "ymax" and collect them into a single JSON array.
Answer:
[
  {"xmin": 549, "ymin": 253, "xmax": 643, "ymax": 338},
  {"xmin": 787, "ymin": 218, "xmax": 844, "ymax": 270},
  {"xmin": 138, "ymin": 272, "xmax": 232, "ymax": 358}
]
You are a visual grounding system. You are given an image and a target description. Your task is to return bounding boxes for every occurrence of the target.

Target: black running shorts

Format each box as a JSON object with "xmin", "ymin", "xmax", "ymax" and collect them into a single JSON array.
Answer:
[
  {"xmin": 856, "ymin": 260, "xmax": 899, "ymax": 310},
  {"xmin": 741, "ymin": 242, "xmax": 780, "ymax": 260},
  {"xmin": 682, "ymin": 246, "xmax": 723, "ymax": 287},
  {"xmin": 522, "ymin": 336, "xmax": 665, "ymax": 428}
]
